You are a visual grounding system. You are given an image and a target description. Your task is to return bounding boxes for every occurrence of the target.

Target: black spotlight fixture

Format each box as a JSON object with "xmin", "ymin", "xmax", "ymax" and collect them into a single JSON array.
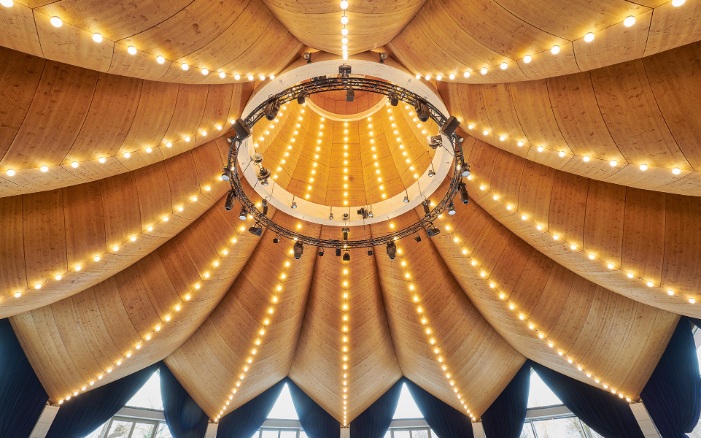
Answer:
[
  {"xmin": 262, "ymin": 199, "xmax": 269, "ymax": 216},
  {"xmin": 343, "ymin": 213, "xmax": 349, "ymax": 221},
  {"xmin": 294, "ymin": 241, "xmax": 304, "ymax": 259},
  {"xmin": 264, "ymin": 98, "xmax": 280, "ymax": 121},
  {"xmin": 273, "ymin": 236, "xmax": 280, "ymax": 244},
  {"xmin": 303, "ymin": 52, "xmax": 312, "ymax": 64},
  {"xmin": 422, "ymin": 199, "xmax": 431, "ymax": 216},
  {"xmin": 386, "ymin": 241, "xmax": 397, "ymax": 260},
  {"xmin": 357, "ymin": 208, "xmax": 369, "ymax": 219},
  {"xmin": 428, "ymin": 135, "xmax": 442, "ymax": 150},
  {"xmin": 447, "ymin": 201, "xmax": 456, "ymax": 216},
  {"xmin": 318, "ymin": 248, "xmax": 325, "ymax": 256},
  {"xmin": 415, "ymin": 99, "xmax": 430, "ymax": 122},
  {"xmin": 329, "ymin": 208, "xmax": 334, "ymax": 220},
  {"xmin": 258, "ymin": 167, "xmax": 271, "ymax": 186},
  {"xmin": 297, "ymin": 92, "xmax": 307, "ymax": 105},
  {"xmin": 458, "ymin": 161, "xmax": 470, "ymax": 178},
  {"xmin": 239, "ymin": 208, "xmax": 247, "ymax": 221},
  {"xmin": 414, "ymin": 234, "xmax": 422, "ymax": 243},
  {"xmin": 367, "ymin": 249, "xmax": 374, "ymax": 256},
  {"xmin": 342, "ymin": 227, "xmax": 350, "ymax": 241},
  {"xmin": 291, "ymin": 198, "xmax": 297, "ymax": 209},
  {"xmin": 249, "ymin": 222, "xmax": 263, "ymax": 237},
  {"xmin": 403, "ymin": 191, "xmax": 410, "ymax": 203},
  {"xmin": 339, "ymin": 64, "xmax": 352, "ymax": 79},
  {"xmin": 427, "ymin": 223, "xmax": 441, "ymax": 237},
  {"xmin": 346, "ymin": 88, "xmax": 355, "ymax": 102},
  {"xmin": 343, "ymin": 252, "xmax": 351, "ymax": 262},
  {"xmin": 428, "ymin": 163, "xmax": 436, "ymax": 178},
  {"xmin": 232, "ymin": 118, "xmax": 251, "ymax": 141},
  {"xmin": 336, "ymin": 248, "xmax": 342, "ymax": 257},
  {"xmin": 225, "ymin": 190, "xmax": 236, "ymax": 211},
  {"xmin": 379, "ymin": 52, "xmax": 388, "ymax": 63},
  {"xmin": 459, "ymin": 182, "xmax": 469, "ymax": 205},
  {"xmin": 221, "ymin": 166, "xmax": 232, "ymax": 181},
  {"xmin": 389, "ymin": 94, "xmax": 398, "ymax": 106}
]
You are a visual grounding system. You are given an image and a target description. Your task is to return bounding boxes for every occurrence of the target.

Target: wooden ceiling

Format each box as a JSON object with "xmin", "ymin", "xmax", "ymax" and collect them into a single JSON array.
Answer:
[{"xmin": 0, "ymin": 0, "xmax": 700, "ymax": 426}]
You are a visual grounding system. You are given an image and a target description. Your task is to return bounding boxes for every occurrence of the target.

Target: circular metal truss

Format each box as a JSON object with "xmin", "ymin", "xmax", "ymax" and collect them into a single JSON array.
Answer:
[{"xmin": 225, "ymin": 72, "xmax": 469, "ymax": 250}]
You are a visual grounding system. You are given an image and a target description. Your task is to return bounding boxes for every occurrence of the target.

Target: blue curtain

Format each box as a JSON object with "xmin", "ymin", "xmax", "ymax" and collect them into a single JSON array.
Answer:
[
  {"xmin": 350, "ymin": 379, "xmax": 403, "ymax": 438},
  {"xmin": 160, "ymin": 363, "xmax": 209, "ymax": 438},
  {"xmin": 46, "ymin": 363, "xmax": 159, "ymax": 438},
  {"xmin": 217, "ymin": 380, "xmax": 286, "ymax": 438},
  {"xmin": 481, "ymin": 362, "xmax": 531, "ymax": 438},
  {"xmin": 0, "ymin": 318, "xmax": 49, "ymax": 438},
  {"xmin": 287, "ymin": 379, "xmax": 340, "ymax": 438},
  {"xmin": 641, "ymin": 318, "xmax": 701, "ymax": 438},
  {"xmin": 531, "ymin": 363, "xmax": 644, "ymax": 438},
  {"xmin": 404, "ymin": 378, "xmax": 474, "ymax": 438}
]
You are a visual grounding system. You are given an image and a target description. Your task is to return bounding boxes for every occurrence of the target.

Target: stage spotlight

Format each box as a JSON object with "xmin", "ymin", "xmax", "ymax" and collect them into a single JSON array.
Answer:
[
  {"xmin": 329, "ymin": 211, "xmax": 334, "ymax": 220},
  {"xmin": 441, "ymin": 116, "xmax": 460, "ymax": 138},
  {"xmin": 303, "ymin": 52, "xmax": 312, "ymax": 64},
  {"xmin": 262, "ymin": 199, "xmax": 269, "ymax": 216},
  {"xmin": 339, "ymin": 64, "xmax": 352, "ymax": 78},
  {"xmin": 403, "ymin": 192, "xmax": 410, "ymax": 203},
  {"xmin": 415, "ymin": 99, "xmax": 429, "ymax": 122},
  {"xmin": 422, "ymin": 199, "xmax": 431, "ymax": 216},
  {"xmin": 357, "ymin": 208, "xmax": 369, "ymax": 219},
  {"xmin": 294, "ymin": 241, "xmax": 304, "ymax": 259},
  {"xmin": 248, "ymin": 223, "xmax": 263, "ymax": 236},
  {"xmin": 264, "ymin": 99, "xmax": 280, "ymax": 121},
  {"xmin": 386, "ymin": 241, "xmax": 397, "ymax": 260},
  {"xmin": 232, "ymin": 118, "xmax": 251, "ymax": 140},
  {"xmin": 343, "ymin": 252, "xmax": 351, "ymax": 262},
  {"xmin": 336, "ymin": 248, "xmax": 342, "ymax": 257},
  {"xmin": 342, "ymin": 227, "xmax": 350, "ymax": 241},
  {"xmin": 379, "ymin": 52, "xmax": 388, "ymax": 63},
  {"xmin": 459, "ymin": 183, "xmax": 469, "ymax": 205},
  {"xmin": 428, "ymin": 135, "xmax": 442, "ymax": 150},
  {"xmin": 427, "ymin": 224, "xmax": 441, "ymax": 237},
  {"xmin": 291, "ymin": 200, "xmax": 297, "ymax": 209},
  {"xmin": 239, "ymin": 208, "xmax": 247, "ymax": 220},
  {"xmin": 390, "ymin": 94, "xmax": 398, "ymax": 106},
  {"xmin": 221, "ymin": 167, "xmax": 232, "ymax": 181},
  {"xmin": 367, "ymin": 249, "xmax": 374, "ymax": 256},
  {"xmin": 447, "ymin": 201, "xmax": 456, "ymax": 216},
  {"xmin": 414, "ymin": 235, "xmax": 422, "ymax": 243},
  {"xmin": 318, "ymin": 248, "xmax": 325, "ymax": 256},
  {"xmin": 343, "ymin": 213, "xmax": 349, "ymax": 221},
  {"xmin": 346, "ymin": 88, "xmax": 355, "ymax": 102},
  {"xmin": 297, "ymin": 92, "xmax": 307, "ymax": 105},
  {"xmin": 273, "ymin": 236, "xmax": 280, "ymax": 244},
  {"xmin": 225, "ymin": 190, "xmax": 236, "ymax": 210},
  {"xmin": 458, "ymin": 161, "xmax": 470, "ymax": 178},
  {"xmin": 428, "ymin": 164, "xmax": 435, "ymax": 178},
  {"xmin": 258, "ymin": 167, "xmax": 271, "ymax": 186}
]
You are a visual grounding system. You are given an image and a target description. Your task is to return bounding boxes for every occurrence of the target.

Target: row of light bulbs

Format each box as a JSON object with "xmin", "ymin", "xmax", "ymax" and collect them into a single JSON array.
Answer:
[
  {"xmin": 340, "ymin": 1, "xmax": 350, "ymax": 61},
  {"xmin": 367, "ymin": 118, "xmax": 389, "ymax": 201},
  {"xmin": 468, "ymin": 123, "xmax": 689, "ymax": 177},
  {"xmin": 433, "ymin": 216, "xmax": 635, "ymax": 403},
  {"xmin": 396, "ymin": 248, "xmax": 477, "ymax": 421},
  {"xmin": 413, "ymin": 0, "xmax": 687, "ymax": 81},
  {"xmin": 465, "ymin": 172, "xmax": 698, "ymax": 305},
  {"xmin": 340, "ymin": 264, "xmax": 351, "ymax": 426},
  {"xmin": 305, "ymin": 115, "xmax": 325, "ymax": 201},
  {"xmin": 3, "ymin": 120, "xmax": 231, "ymax": 178},
  {"xmin": 214, "ymin": 245, "xmax": 296, "ymax": 422},
  {"xmin": 56, "ymin": 228, "xmax": 244, "ymax": 405},
  {"xmin": 388, "ymin": 107, "xmax": 422, "ymax": 180},
  {"xmin": 0, "ymin": 2, "xmax": 277, "ymax": 81},
  {"xmin": 271, "ymin": 105, "xmax": 304, "ymax": 183},
  {"xmin": 6, "ymin": 177, "xmax": 223, "ymax": 301}
]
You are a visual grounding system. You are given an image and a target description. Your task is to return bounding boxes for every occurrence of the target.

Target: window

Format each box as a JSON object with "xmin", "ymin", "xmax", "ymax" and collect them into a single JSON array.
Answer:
[
  {"xmin": 252, "ymin": 383, "xmax": 306, "ymax": 438},
  {"xmin": 384, "ymin": 383, "xmax": 437, "ymax": 438},
  {"xmin": 84, "ymin": 370, "xmax": 173, "ymax": 438},
  {"xmin": 527, "ymin": 372, "xmax": 562, "ymax": 408}
]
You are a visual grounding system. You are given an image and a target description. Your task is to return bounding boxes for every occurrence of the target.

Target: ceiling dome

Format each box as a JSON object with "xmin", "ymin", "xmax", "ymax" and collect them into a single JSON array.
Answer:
[{"xmin": 0, "ymin": 0, "xmax": 700, "ymax": 432}]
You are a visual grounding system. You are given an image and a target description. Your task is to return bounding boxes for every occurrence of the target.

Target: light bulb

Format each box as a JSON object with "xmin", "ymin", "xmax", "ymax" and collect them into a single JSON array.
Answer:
[
  {"xmin": 342, "ymin": 37, "xmax": 348, "ymax": 44},
  {"xmin": 201, "ymin": 68, "xmax": 209, "ymax": 75},
  {"xmin": 449, "ymin": 73, "xmax": 455, "ymax": 79},
  {"xmin": 624, "ymin": 16, "xmax": 636, "ymax": 27},
  {"xmin": 582, "ymin": 155, "xmax": 591, "ymax": 162},
  {"xmin": 609, "ymin": 160, "xmax": 617, "ymax": 167},
  {"xmin": 500, "ymin": 62, "xmax": 508, "ymax": 70},
  {"xmin": 123, "ymin": 152, "xmax": 131, "ymax": 158},
  {"xmin": 463, "ymin": 71, "xmax": 471, "ymax": 78},
  {"xmin": 340, "ymin": 0, "xmax": 348, "ymax": 9},
  {"xmin": 0, "ymin": 0, "xmax": 13, "ymax": 7},
  {"xmin": 672, "ymin": 167, "xmax": 681, "ymax": 175},
  {"xmin": 156, "ymin": 55, "xmax": 165, "ymax": 64},
  {"xmin": 50, "ymin": 16, "xmax": 63, "ymax": 27},
  {"xmin": 6, "ymin": 169, "xmax": 15, "ymax": 176},
  {"xmin": 341, "ymin": 28, "xmax": 348, "ymax": 36},
  {"xmin": 584, "ymin": 32, "xmax": 595, "ymax": 43},
  {"xmin": 639, "ymin": 164, "xmax": 648, "ymax": 171},
  {"xmin": 71, "ymin": 161, "xmax": 79, "ymax": 168},
  {"xmin": 523, "ymin": 55, "xmax": 532, "ymax": 64},
  {"xmin": 672, "ymin": 0, "xmax": 686, "ymax": 5},
  {"xmin": 234, "ymin": 74, "xmax": 241, "ymax": 80},
  {"xmin": 40, "ymin": 165, "xmax": 49, "ymax": 173},
  {"xmin": 341, "ymin": 16, "xmax": 348, "ymax": 25},
  {"xmin": 551, "ymin": 45, "xmax": 560, "ymax": 55},
  {"xmin": 92, "ymin": 33, "xmax": 103, "ymax": 43},
  {"xmin": 259, "ymin": 74, "xmax": 266, "ymax": 81},
  {"xmin": 127, "ymin": 46, "xmax": 137, "ymax": 55},
  {"xmin": 480, "ymin": 67, "xmax": 488, "ymax": 75},
  {"xmin": 181, "ymin": 63, "xmax": 189, "ymax": 71},
  {"xmin": 247, "ymin": 74, "xmax": 254, "ymax": 81}
]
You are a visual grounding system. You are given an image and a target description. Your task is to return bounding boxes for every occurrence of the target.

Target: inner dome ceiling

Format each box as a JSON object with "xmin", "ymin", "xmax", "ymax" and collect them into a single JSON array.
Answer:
[{"xmin": 1, "ymin": 0, "xmax": 700, "ymax": 427}]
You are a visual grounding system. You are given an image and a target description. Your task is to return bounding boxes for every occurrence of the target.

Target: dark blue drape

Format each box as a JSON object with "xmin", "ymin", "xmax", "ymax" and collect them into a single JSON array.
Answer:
[
  {"xmin": 217, "ymin": 380, "xmax": 286, "ymax": 438},
  {"xmin": 160, "ymin": 363, "xmax": 209, "ymax": 438},
  {"xmin": 481, "ymin": 362, "xmax": 531, "ymax": 438},
  {"xmin": 641, "ymin": 318, "xmax": 701, "ymax": 438},
  {"xmin": 287, "ymin": 379, "xmax": 340, "ymax": 438},
  {"xmin": 404, "ymin": 378, "xmax": 474, "ymax": 438},
  {"xmin": 532, "ymin": 363, "xmax": 644, "ymax": 438},
  {"xmin": 350, "ymin": 379, "xmax": 403, "ymax": 438},
  {"xmin": 46, "ymin": 363, "xmax": 159, "ymax": 438},
  {"xmin": 0, "ymin": 318, "xmax": 49, "ymax": 438}
]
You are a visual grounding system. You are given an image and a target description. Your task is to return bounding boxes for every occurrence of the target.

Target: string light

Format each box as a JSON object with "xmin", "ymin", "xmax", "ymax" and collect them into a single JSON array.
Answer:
[
  {"xmin": 340, "ymin": 263, "xmax": 351, "ymax": 427},
  {"xmin": 56, "ymin": 227, "xmax": 245, "ymax": 405},
  {"xmin": 6, "ymin": 175, "xmax": 224, "ymax": 301},
  {"xmin": 465, "ymin": 172, "xmax": 698, "ymax": 306},
  {"xmin": 397, "ymin": 249, "xmax": 477, "ymax": 421},
  {"xmin": 434, "ymin": 215, "xmax": 635, "ymax": 403},
  {"xmin": 213, "ymin": 245, "xmax": 295, "ymax": 422}
]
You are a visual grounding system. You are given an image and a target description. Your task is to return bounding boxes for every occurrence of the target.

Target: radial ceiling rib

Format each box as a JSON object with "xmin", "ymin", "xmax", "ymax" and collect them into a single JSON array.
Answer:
[
  {"xmin": 0, "ymin": 0, "xmax": 302, "ymax": 83},
  {"xmin": 388, "ymin": 0, "xmax": 701, "ymax": 83},
  {"xmin": 10, "ymin": 189, "xmax": 267, "ymax": 401},
  {"xmin": 0, "ymin": 140, "xmax": 237, "ymax": 318},
  {"xmin": 0, "ymin": 47, "xmax": 253, "ymax": 196},
  {"xmin": 426, "ymin": 176, "xmax": 678, "ymax": 397},
  {"xmin": 440, "ymin": 41, "xmax": 701, "ymax": 196},
  {"xmin": 461, "ymin": 136, "xmax": 701, "ymax": 318},
  {"xmin": 262, "ymin": 0, "xmax": 426, "ymax": 55},
  {"xmin": 371, "ymin": 210, "xmax": 526, "ymax": 418},
  {"xmin": 288, "ymin": 225, "xmax": 402, "ymax": 423},
  {"xmin": 165, "ymin": 213, "xmax": 321, "ymax": 419}
]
